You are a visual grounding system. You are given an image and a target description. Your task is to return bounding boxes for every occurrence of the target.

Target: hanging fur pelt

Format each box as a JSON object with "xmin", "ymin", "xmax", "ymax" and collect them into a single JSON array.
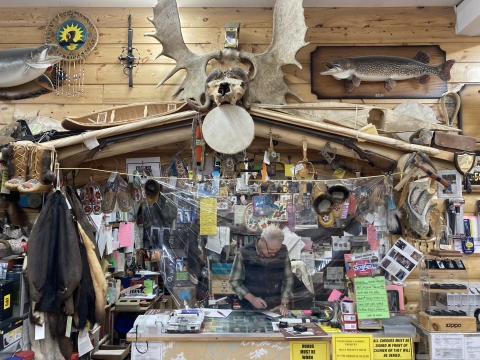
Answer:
[
  {"xmin": 28, "ymin": 191, "xmax": 82, "ymax": 313},
  {"xmin": 74, "ymin": 241, "xmax": 97, "ymax": 331},
  {"xmin": 77, "ymin": 222, "xmax": 107, "ymax": 326},
  {"xmin": 64, "ymin": 186, "xmax": 101, "ymax": 260}
]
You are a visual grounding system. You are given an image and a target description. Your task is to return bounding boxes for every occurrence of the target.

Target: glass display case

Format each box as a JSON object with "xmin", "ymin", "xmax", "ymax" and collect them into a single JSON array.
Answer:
[
  {"xmin": 419, "ymin": 255, "xmax": 470, "ymax": 315},
  {"xmin": 202, "ymin": 311, "xmax": 277, "ymax": 334}
]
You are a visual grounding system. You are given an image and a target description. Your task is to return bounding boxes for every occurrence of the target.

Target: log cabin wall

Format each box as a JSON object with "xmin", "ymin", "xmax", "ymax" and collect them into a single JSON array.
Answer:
[{"xmin": 1, "ymin": 5, "xmax": 480, "ymax": 306}]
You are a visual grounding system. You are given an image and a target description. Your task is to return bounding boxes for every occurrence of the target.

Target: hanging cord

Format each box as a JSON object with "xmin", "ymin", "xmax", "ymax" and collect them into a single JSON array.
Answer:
[
  {"xmin": 440, "ymin": 92, "xmax": 461, "ymax": 127},
  {"xmin": 134, "ymin": 325, "xmax": 148, "ymax": 354}
]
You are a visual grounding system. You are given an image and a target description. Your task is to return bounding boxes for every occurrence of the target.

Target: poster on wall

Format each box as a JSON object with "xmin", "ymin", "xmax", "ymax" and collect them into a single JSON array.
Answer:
[{"xmin": 379, "ymin": 238, "xmax": 423, "ymax": 282}]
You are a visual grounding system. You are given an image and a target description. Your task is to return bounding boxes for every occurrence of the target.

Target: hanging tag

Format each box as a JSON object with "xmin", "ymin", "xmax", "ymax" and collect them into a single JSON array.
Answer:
[
  {"xmin": 82, "ymin": 137, "xmax": 100, "ymax": 150},
  {"xmin": 333, "ymin": 168, "xmax": 346, "ymax": 179},
  {"xmin": 78, "ymin": 329, "xmax": 94, "ymax": 356},
  {"xmin": 0, "ymin": 171, "xmax": 10, "ymax": 194},
  {"xmin": 65, "ymin": 198, "xmax": 72, "ymax": 210},
  {"xmin": 107, "ymin": 171, "xmax": 118, "ymax": 183},
  {"xmin": 340, "ymin": 202, "xmax": 349, "ymax": 219},
  {"xmin": 65, "ymin": 316, "xmax": 73, "ymax": 337},
  {"xmin": 35, "ymin": 323, "xmax": 45, "ymax": 340}
]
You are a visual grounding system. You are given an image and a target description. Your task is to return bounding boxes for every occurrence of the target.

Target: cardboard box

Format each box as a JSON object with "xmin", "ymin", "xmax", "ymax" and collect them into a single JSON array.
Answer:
[
  {"xmin": 0, "ymin": 316, "xmax": 22, "ymax": 350},
  {"xmin": 419, "ymin": 311, "xmax": 476, "ymax": 332},
  {"xmin": 0, "ymin": 280, "xmax": 13, "ymax": 322},
  {"xmin": 91, "ymin": 344, "xmax": 131, "ymax": 360}
]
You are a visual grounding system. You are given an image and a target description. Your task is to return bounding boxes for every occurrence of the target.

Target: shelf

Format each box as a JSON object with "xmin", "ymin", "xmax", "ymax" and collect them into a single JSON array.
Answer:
[
  {"xmin": 421, "ymin": 288, "xmax": 468, "ymax": 293},
  {"xmin": 419, "ymin": 269, "xmax": 467, "ymax": 274}
]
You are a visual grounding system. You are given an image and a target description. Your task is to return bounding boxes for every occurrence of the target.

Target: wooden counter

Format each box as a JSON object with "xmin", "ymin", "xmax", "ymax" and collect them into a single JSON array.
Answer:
[{"xmin": 127, "ymin": 330, "xmax": 419, "ymax": 359}]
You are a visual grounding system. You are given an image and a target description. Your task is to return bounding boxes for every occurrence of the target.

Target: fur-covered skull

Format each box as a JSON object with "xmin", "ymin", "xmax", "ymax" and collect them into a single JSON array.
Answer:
[{"xmin": 187, "ymin": 66, "xmax": 250, "ymax": 112}]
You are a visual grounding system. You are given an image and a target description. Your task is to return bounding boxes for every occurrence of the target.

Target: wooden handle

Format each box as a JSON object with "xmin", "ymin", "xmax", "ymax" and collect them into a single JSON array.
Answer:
[{"xmin": 415, "ymin": 163, "xmax": 451, "ymax": 188}]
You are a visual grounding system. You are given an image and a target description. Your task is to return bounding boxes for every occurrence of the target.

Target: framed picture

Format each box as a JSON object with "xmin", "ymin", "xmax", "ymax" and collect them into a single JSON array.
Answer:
[{"xmin": 436, "ymin": 170, "xmax": 462, "ymax": 198}]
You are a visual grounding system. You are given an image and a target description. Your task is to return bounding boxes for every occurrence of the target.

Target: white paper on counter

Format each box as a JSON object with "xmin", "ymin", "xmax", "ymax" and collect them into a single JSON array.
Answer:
[
  {"xmin": 131, "ymin": 341, "xmax": 162, "ymax": 360},
  {"xmin": 431, "ymin": 334, "xmax": 464, "ymax": 360},
  {"xmin": 465, "ymin": 335, "xmax": 480, "ymax": 360}
]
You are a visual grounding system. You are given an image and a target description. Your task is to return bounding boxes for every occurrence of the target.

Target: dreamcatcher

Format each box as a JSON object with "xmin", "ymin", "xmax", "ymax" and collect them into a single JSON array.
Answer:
[{"xmin": 45, "ymin": 10, "xmax": 98, "ymax": 97}]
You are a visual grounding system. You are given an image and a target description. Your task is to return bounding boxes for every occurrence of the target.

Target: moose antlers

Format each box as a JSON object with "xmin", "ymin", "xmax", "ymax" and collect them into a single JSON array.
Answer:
[{"xmin": 145, "ymin": 0, "xmax": 309, "ymax": 105}]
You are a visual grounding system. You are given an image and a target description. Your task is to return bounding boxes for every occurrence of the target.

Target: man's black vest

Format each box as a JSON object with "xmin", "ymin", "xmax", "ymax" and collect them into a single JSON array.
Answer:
[{"xmin": 240, "ymin": 241, "xmax": 288, "ymax": 300}]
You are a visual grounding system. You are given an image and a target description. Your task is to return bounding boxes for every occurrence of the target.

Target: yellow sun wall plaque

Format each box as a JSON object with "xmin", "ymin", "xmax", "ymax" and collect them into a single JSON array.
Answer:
[{"xmin": 45, "ymin": 10, "xmax": 98, "ymax": 97}]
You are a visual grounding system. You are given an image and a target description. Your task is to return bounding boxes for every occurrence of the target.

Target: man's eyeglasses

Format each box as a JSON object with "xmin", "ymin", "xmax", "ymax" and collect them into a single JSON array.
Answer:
[{"xmin": 262, "ymin": 238, "xmax": 278, "ymax": 257}]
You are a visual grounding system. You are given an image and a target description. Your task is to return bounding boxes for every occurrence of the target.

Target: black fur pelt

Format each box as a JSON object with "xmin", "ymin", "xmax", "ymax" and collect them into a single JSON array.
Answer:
[
  {"xmin": 75, "ymin": 242, "xmax": 96, "ymax": 330},
  {"xmin": 27, "ymin": 191, "xmax": 82, "ymax": 313}
]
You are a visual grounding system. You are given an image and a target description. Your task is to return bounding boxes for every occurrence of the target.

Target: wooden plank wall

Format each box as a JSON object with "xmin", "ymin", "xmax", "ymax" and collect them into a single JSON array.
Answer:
[
  {"xmin": 2, "ymin": 6, "xmax": 480, "ymax": 306},
  {"xmin": 1, "ymin": 6, "xmax": 480, "ymax": 125}
]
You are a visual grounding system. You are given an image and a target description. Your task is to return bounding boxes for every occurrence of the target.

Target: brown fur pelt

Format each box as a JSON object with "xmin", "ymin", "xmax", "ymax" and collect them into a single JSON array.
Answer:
[
  {"xmin": 41, "ymin": 148, "xmax": 55, "ymax": 184},
  {"xmin": 1, "ymin": 144, "xmax": 14, "ymax": 180},
  {"xmin": 28, "ymin": 191, "xmax": 82, "ymax": 313},
  {"xmin": 78, "ymin": 222, "xmax": 107, "ymax": 326}
]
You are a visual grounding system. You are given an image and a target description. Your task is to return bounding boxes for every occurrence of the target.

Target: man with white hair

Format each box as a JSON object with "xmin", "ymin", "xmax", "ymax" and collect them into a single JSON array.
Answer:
[{"xmin": 229, "ymin": 225, "xmax": 293, "ymax": 316}]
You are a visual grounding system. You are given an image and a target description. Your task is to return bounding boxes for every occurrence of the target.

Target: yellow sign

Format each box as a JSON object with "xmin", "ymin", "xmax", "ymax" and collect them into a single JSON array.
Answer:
[
  {"xmin": 373, "ymin": 338, "xmax": 413, "ymax": 360},
  {"xmin": 332, "ymin": 334, "xmax": 374, "ymax": 360},
  {"xmin": 3, "ymin": 294, "xmax": 10, "ymax": 310},
  {"xmin": 290, "ymin": 341, "xmax": 330, "ymax": 360},
  {"xmin": 199, "ymin": 197, "xmax": 217, "ymax": 235}
]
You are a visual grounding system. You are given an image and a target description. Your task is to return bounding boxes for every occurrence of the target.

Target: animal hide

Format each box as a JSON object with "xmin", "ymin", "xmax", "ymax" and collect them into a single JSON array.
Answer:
[
  {"xmin": 65, "ymin": 186, "xmax": 101, "ymax": 260},
  {"xmin": 28, "ymin": 312, "xmax": 70, "ymax": 360},
  {"xmin": 78, "ymin": 223, "xmax": 107, "ymax": 326},
  {"xmin": 74, "ymin": 242, "xmax": 97, "ymax": 331},
  {"xmin": 27, "ymin": 191, "xmax": 82, "ymax": 313}
]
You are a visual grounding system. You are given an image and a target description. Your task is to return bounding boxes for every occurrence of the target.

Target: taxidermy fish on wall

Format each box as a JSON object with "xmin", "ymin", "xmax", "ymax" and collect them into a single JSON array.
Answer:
[
  {"xmin": 146, "ymin": 0, "xmax": 308, "ymax": 110},
  {"xmin": 0, "ymin": 44, "xmax": 62, "ymax": 100},
  {"xmin": 320, "ymin": 51, "xmax": 455, "ymax": 92}
]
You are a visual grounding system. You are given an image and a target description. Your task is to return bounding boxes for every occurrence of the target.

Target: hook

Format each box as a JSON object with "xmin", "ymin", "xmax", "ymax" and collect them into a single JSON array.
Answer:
[{"xmin": 113, "ymin": 159, "xmax": 119, "ymax": 172}]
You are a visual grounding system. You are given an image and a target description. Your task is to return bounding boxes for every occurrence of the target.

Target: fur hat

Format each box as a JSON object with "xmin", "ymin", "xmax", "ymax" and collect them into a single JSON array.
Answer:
[
  {"xmin": 328, "ymin": 184, "xmax": 350, "ymax": 203},
  {"xmin": 313, "ymin": 193, "xmax": 335, "ymax": 215}
]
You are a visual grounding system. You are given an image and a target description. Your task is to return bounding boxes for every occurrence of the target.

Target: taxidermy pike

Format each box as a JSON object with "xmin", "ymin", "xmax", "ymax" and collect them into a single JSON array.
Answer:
[
  {"xmin": 0, "ymin": 44, "xmax": 62, "ymax": 90},
  {"xmin": 320, "ymin": 51, "xmax": 455, "ymax": 92}
]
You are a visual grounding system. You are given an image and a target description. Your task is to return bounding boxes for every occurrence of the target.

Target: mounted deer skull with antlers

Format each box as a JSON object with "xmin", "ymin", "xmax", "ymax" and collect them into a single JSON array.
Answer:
[{"xmin": 145, "ymin": 0, "xmax": 309, "ymax": 111}]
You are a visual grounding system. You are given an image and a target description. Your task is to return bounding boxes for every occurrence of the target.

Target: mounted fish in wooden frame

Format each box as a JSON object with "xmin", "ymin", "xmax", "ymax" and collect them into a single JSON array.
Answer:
[{"xmin": 311, "ymin": 45, "xmax": 451, "ymax": 99}]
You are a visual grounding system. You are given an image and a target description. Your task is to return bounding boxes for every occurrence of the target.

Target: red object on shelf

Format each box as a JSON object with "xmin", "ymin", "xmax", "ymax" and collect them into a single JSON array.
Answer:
[
  {"xmin": 195, "ymin": 124, "xmax": 203, "ymax": 165},
  {"xmin": 14, "ymin": 351, "xmax": 35, "ymax": 360}
]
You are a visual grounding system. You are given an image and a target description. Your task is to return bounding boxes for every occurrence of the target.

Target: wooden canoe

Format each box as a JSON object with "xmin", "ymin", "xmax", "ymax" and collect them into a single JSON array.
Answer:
[
  {"xmin": 61, "ymin": 101, "xmax": 190, "ymax": 131},
  {"xmin": 258, "ymin": 103, "xmax": 460, "ymax": 134}
]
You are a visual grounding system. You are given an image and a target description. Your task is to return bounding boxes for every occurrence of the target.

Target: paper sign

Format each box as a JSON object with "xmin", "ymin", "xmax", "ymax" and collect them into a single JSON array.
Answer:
[
  {"xmin": 143, "ymin": 279, "xmax": 153, "ymax": 295},
  {"xmin": 332, "ymin": 334, "xmax": 374, "ymax": 360},
  {"xmin": 354, "ymin": 276, "xmax": 390, "ymax": 319},
  {"xmin": 431, "ymin": 334, "xmax": 464, "ymax": 360},
  {"xmin": 290, "ymin": 341, "xmax": 330, "ymax": 360},
  {"xmin": 118, "ymin": 222, "xmax": 133, "ymax": 247},
  {"xmin": 373, "ymin": 338, "xmax": 413, "ymax": 360},
  {"xmin": 200, "ymin": 198, "xmax": 217, "ymax": 235},
  {"xmin": 83, "ymin": 136, "xmax": 100, "ymax": 150}
]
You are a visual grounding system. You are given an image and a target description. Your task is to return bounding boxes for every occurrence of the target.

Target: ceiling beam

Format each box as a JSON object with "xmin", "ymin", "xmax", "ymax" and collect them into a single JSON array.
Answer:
[{"xmin": 455, "ymin": 0, "xmax": 480, "ymax": 36}]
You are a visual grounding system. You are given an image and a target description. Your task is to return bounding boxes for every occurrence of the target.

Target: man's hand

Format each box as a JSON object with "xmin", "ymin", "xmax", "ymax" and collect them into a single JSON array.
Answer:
[
  {"xmin": 271, "ymin": 304, "xmax": 289, "ymax": 316},
  {"xmin": 244, "ymin": 293, "xmax": 267, "ymax": 309}
]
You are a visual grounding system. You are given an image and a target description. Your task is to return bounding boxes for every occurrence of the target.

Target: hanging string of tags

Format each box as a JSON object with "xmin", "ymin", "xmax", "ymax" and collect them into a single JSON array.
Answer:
[{"xmin": 44, "ymin": 10, "xmax": 98, "ymax": 97}]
